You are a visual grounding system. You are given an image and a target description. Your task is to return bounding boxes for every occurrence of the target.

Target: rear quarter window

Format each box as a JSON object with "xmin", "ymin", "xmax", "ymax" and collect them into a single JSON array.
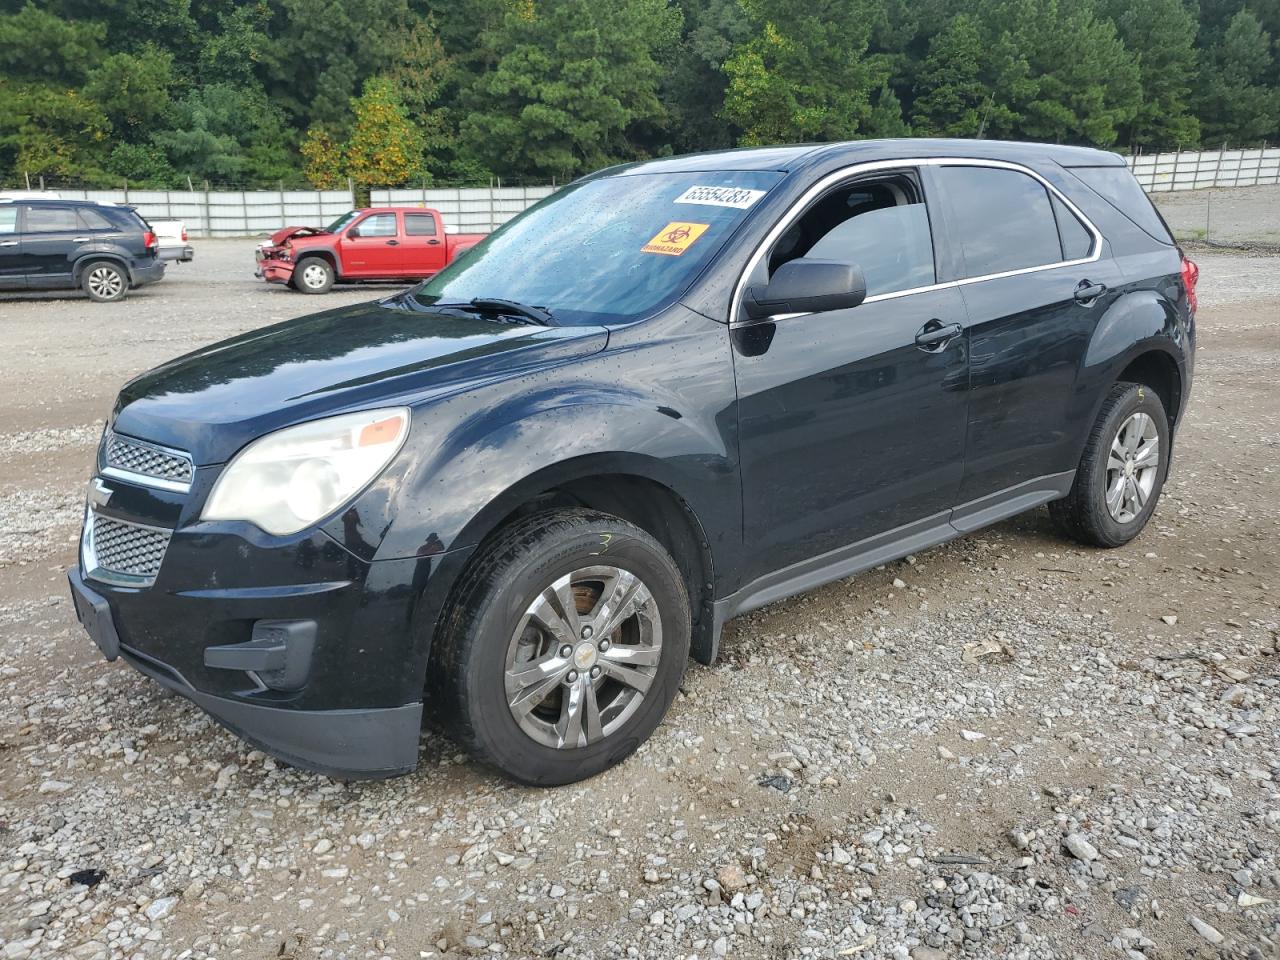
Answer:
[
  {"xmin": 1068, "ymin": 166, "xmax": 1173, "ymax": 245},
  {"xmin": 78, "ymin": 208, "xmax": 115, "ymax": 231}
]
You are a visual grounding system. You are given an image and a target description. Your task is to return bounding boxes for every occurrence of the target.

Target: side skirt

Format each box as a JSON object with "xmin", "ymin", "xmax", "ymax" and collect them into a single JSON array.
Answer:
[{"xmin": 700, "ymin": 470, "xmax": 1075, "ymax": 664}]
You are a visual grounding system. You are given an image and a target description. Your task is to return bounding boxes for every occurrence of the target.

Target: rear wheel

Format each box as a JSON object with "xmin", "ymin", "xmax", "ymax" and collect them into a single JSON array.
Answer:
[
  {"xmin": 82, "ymin": 261, "xmax": 129, "ymax": 302},
  {"xmin": 293, "ymin": 256, "xmax": 334, "ymax": 294},
  {"xmin": 435, "ymin": 510, "xmax": 690, "ymax": 785},
  {"xmin": 1050, "ymin": 381, "xmax": 1170, "ymax": 547}
]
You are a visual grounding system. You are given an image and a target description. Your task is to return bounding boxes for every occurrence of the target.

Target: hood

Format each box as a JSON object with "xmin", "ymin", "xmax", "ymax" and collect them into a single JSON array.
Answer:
[
  {"xmin": 269, "ymin": 225, "xmax": 327, "ymax": 245},
  {"xmin": 112, "ymin": 299, "xmax": 609, "ymax": 464}
]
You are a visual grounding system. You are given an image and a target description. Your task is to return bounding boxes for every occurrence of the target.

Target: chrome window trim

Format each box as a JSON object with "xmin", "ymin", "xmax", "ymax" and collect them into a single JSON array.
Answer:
[
  {"xmin": 81, "ymin": 506, "xmax": 172, "ymax": 589},
  {"xmin": 100, "ymin": 430, "xmax": 194, "ymax": 494},
  {"xmin": 729, "ymin": 156, "xmax": 1104, "ymax": 324}
]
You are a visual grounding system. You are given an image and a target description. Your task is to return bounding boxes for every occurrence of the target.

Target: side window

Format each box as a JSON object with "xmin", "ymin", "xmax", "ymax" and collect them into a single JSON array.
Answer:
[
  {"xmin": 765, "ymin": 175, "xmax": 936, "ymax": 298},
  {"xmin": 353, "ymin": 213, "xmax": 397, "ymax": 237},
  {"xmin": 1051, "ymin": 194, "xmax": 1093, "ymax": 261},
  {"xmin": 937, "ymin": 166, "xmax": 1063, "ymax": 277},
  {"xmin": 404, "ymin": 213, "xmax": 437, "ymax": 236},
  {"xmin": 24, "ymin": 205, "xmax": 79, "ymax": 233},
  {"xmin": 0, "ymin": 207, "xmax": 16, "ymax": 234},
  {"xmin": 77, "ymin": 208, "xmax": 115, "ymax": 231}
]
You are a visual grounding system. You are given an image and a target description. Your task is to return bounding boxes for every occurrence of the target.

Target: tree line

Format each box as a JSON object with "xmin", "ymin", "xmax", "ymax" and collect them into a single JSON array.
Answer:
[{"xmin": 2, "ymin": 0, "xmax": 1278, "ymax": 190}]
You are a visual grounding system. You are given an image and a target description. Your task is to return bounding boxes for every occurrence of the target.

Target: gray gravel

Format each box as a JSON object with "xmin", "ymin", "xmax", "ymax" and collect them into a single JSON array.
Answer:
[{"xmin": 1, "ymin": 242, "xmax": 1278, "ymax": 959}]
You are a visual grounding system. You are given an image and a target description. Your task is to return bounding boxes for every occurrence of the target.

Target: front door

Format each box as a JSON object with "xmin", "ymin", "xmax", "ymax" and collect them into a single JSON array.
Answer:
[
  {"xmin": 0, "ymin": 205, "xmax": 22, "ymax": 288},
  {"xmin": 340, "ymin": 212, "xmax": 402, "ymax": 277},
  {"xmin": 733, "ymin": 170, "xmax": 970, "ymax": 586}
]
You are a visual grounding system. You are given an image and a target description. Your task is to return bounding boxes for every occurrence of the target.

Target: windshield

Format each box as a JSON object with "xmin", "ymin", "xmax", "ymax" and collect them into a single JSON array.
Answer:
[
  {"xmin": 325, "ymin": 210, "xmax": 361, "ymax": 233},
  {"xmin": 412, "ymin": 170, "xmax": 782, "ymax": 325}
]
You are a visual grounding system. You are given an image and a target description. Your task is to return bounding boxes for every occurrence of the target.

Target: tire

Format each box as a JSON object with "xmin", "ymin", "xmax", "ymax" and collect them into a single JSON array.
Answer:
[
  {"xmin": 81, "ymin": 261, "xmax": 129, "ymax": 302},
  {"xmin": 435, "ymin": 509, "xmax": 691, "ymax": 785},
  {"xmin": 1050, "ymin": 381, "xmax": 1170, "ymax": 548},
  {"xmin": 293, "ymin": 256, "xmax": 334, "ymax": 294}
]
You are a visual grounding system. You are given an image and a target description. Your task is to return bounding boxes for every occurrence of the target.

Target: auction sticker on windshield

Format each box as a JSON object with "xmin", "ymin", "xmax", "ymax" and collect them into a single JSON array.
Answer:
[
  {"xmin": 674, "ymin": 185, "xmax": 766, "ymax": 209},
  {"xmin": 642, "ymin": 222, "xmax": 710, "ymax": 256}
]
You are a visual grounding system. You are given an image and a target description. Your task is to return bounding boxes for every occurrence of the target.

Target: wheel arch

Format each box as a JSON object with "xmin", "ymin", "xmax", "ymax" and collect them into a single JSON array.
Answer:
[
  {"xmin": 438, "ymin": 455, "xmax": 718, "ymax": 665},
  {"xmin": 293, "ymin": 248, "xmax": 340, "ymax": 278},
  {"xmin": 73, "ymin": 253, "xmax": 131, "ymax": 283},
  {"xmin": 1115, "ymin": 349, "xmax": 1182, "ymax": 429}
]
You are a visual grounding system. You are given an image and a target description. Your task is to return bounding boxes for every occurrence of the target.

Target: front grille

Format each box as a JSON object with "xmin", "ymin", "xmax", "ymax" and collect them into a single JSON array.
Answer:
[
  {"xmin": 90, "ymin": 513, "xmax": 171, "ymax": 581},
  {"xmin": 103, "ymin": 431, "xmax": 193, "ymax": 489}
]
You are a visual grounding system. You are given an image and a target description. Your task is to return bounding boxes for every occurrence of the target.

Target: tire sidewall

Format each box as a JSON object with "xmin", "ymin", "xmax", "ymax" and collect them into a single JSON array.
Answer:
[
  {"xmin": 462, "ymin": 526, "xmax": 689, "ymax": 786},
  {"xmin": 1083, "ymin": 384, "xmax": 1170, "ymax": 546},
  {"xmin": 82, "ymin": 261, "xmax": 128, "ymax": 302}
]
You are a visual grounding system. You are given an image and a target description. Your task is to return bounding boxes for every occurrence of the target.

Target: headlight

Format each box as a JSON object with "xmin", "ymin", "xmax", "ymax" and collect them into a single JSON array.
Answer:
[{"xmin": 202, "ymin": 408, "xmax": 410, "ymax": 535}]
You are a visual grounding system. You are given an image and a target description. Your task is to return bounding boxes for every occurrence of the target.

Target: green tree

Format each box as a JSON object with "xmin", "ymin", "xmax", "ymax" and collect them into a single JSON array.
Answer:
[
  {"xmin": 0, "ymin": 82, "xmax": 109, "ymax": 179},
  {"xmin": 0, "ymin": 3, "xmax": 104, "ymax": 83},
  {"xmin": 151, "ymin": 83, "xmax": 293, "ymax": 183},
  {"xmin": 460, "ymin": 0, "xmax": 682, "ymax": 179},
  {"xmin": 1104, "ymin": 0, "xmax": 1201, "ymax": 148},
  {"xmin": 84, "ymin": 47, "xmax": 174, "ymax": 139},
  {"xmin": 344, "ymin": 75, "xmax": 426, "ymax": 185},
  {"xmin": 1194, "ymin": 8, "xmax": 1278, "ymax": 144},
  {"xmin": 911, "ymin": 13, "xmax": 986, "ymax": 137},
  {"xmin": 655, "ymin": 0, "xmax": 753, "ymax": 154},
  {"xmin": 723, "ymin": 0, "xmax": 887, "ymax": 144}
]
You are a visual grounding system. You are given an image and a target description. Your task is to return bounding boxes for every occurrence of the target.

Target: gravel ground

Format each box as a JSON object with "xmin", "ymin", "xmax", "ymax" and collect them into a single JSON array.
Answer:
[
  {"xmin": 1, "ymin": 242, "xmax": 1278, "ymax": 960},
  {"xmin": 1152, "ymin": 185, "xmax": 1280, "ymax": 247}
]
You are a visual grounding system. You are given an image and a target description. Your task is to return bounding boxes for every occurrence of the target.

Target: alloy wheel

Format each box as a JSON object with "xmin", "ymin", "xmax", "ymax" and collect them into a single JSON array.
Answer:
[
  {"xmin": 87, "ymin": 266, "xmax": 124, "ymax": 300},
  {"xmin": 302, "ymin": 263, "xmax": 328, "ymax": 289},
  {"xmin": 1105, "ymin": 411, "xmax": 1160, "ymax": 523},
  {"xmin": 504, "ymin": 565, "xmax": 662, "ymax": 750}
]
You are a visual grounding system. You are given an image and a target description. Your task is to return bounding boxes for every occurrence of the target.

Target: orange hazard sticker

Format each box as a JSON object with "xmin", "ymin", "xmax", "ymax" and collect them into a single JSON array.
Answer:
[{"xmin": 642, "ymin": 221, "xmax": 710, "ymax": 256}]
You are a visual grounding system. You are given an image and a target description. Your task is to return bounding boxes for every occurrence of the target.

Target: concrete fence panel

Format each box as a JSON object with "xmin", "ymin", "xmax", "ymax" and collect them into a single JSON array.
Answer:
[{"xmin": 1127, "ymin": 147, "xmax": 1280, "ymax": 191}]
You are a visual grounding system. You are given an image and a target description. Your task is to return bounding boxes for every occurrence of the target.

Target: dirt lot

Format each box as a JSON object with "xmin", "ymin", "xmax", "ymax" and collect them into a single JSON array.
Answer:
[
  {"xmin": 0, "ymin": 242, "xmax": 1277, "ymax": 960},
  {"xmin": 1152, "ymin": 184, "xmax": 1280, "ymax": 247}
]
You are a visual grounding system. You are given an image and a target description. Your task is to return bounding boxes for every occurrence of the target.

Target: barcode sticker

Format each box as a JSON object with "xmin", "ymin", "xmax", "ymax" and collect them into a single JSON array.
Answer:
[{"xmin": 674, "ymin": 185, "xmax": 767, "ymax": 209}]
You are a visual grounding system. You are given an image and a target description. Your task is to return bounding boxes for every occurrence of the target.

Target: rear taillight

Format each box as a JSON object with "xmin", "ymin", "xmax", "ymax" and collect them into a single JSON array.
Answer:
[
  {"xmin": 181, "ymin": 226, "xmax": 188, "ymax": 242},
  {"xmin": 143, "ymin": 231, "xmax": 157, "ymax": 250},
  {"xmin": 1181, "ymin": 254, "xmax": 1199, "ymax": 317}
]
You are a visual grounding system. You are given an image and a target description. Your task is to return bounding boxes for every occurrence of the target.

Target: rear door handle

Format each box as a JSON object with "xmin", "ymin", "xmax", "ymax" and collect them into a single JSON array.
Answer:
[
  {"xmin": 72, "ymin": 236, "xmax": 92, "ymax": 243},
  {"xmin": 915, "ymin": 320, "xmax": 963, "ymax": 351},
  {"xmin": 385, "ymin": 239, "xmax": 399, "ymax": 246},
  {"xmin": 426, "ymin": 238, "xmax": 441, "ymax": 245},
  {"xmin": 0, "ymin": 240, "xmax": 17, "ymax": 247},
  {"xmin": 1074, "ymin": 280, "xmax": 1107, "ymax": 302}
]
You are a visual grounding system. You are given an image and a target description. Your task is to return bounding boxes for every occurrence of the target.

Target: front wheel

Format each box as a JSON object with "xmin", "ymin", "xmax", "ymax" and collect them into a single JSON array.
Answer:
[
  {"xmin": 293, "ymin": 256, "xmax": 334, "ymax": 294},
  {"xmin": 1050, "ymin": 381, "xmax": 1170, "ymax": 547},
  {"xmin": 435, "ymin": 510, "xmax": 690, "ymax": 785}
]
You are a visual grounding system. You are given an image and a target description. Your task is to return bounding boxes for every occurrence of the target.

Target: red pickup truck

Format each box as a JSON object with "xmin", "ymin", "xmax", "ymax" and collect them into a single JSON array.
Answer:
[{"xmin": 255, "ymin": 207, "xmax": 485, "ymax": 293}]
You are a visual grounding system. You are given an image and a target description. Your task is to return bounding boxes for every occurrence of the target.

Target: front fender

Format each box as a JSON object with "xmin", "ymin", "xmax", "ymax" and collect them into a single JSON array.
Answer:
[{"xmin": 379, "ymin": 387, "xmax": 736, "ymax": 564}]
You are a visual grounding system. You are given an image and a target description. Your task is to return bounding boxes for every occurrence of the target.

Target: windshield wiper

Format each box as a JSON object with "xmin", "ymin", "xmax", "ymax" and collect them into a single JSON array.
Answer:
[{"xmin": 468, "ymin": 298, "xmax": 555, "ymax": 326}]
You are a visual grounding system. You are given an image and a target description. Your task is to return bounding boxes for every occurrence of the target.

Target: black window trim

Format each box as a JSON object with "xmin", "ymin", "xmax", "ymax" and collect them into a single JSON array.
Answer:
[{"xmin": 730, "ymin": 157, "xmax": 1103, "ymax": 324}]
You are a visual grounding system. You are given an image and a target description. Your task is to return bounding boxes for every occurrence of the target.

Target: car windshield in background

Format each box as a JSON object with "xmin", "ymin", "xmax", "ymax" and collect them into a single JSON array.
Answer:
[
  {"xmin": 325, "ymin": 211, "xmax": 360, "ymax": 233},
  {"xmin": 411, "ymin": 171, "xmax": 783, "ymax": 325}
]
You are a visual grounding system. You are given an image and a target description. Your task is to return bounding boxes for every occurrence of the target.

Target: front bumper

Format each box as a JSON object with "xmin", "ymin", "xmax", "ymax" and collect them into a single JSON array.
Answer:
[
  {"xmin": 69, "ymin": 567, "xmax": 422, "ymax": 778},
  {"xmin": 66, "ymin": 474, "xmax": 461, "ymax": 778},
  {"xmin": 256, "ymin": 258, "xmax": 294, "ymax": 284}
]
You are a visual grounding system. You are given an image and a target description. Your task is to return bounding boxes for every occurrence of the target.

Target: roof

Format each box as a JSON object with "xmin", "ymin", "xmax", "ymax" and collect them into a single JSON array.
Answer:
[{"xmin": 599, "ymin": 138, "xmax": 1125, "ymax": 179}]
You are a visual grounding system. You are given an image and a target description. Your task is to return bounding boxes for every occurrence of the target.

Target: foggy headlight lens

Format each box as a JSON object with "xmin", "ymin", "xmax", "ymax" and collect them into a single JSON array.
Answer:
[{"xmin": 202, "ymin": 408, "xmax": 409, "ymax": 535}]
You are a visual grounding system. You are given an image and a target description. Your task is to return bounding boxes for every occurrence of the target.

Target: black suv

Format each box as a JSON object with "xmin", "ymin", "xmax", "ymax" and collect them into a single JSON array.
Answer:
[
  {"xmin": 0, "ymin": 198, "xmax": 165, "ymax": 301},
  {"xmin": 68, "ymin": 139, "xmax": 1196, "ymax": 785}
]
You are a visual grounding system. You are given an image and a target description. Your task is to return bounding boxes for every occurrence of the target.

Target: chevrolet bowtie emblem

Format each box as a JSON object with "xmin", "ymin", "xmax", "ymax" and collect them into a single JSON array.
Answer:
[{"xmin": 87, "ymin": 477, "xmax": 113, "ymax": 508}]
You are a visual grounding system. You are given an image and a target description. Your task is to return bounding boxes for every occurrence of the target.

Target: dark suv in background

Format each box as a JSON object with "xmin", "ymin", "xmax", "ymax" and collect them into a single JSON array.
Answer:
[
  {"xmin": 0, "ymin": 198, "xmax": 165, "ymax": 301},
  {"xmin": 68, "ymin": 139, "xmax": 1196, "ymax": 785}
]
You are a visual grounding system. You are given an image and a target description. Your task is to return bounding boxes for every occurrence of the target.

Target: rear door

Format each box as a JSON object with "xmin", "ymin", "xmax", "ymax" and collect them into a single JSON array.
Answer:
[
  {"xmin": 928, "ymin": 162, "xmax": 1125, "ymax": 519},
  {"xmin": 18, "ymin": 203, "xmax": 82, "ymax": 286},
  {"xmin": 400, "ymin": 211, "xmax": 448, "ymax": 276},
  {"xmin": 0, "ymin": 205, "xmax": 22, "ymax": 287},
  {"xmin": 339, "ymin": 212, "xmax": 402, "ymax": 277}
]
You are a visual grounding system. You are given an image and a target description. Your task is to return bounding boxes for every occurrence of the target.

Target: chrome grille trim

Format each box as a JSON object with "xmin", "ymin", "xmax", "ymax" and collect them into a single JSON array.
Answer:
[
  {"xmin": 82, "ymin": 507, "xmax": 172, "ymax": 588},
  {"xmin": 101, "ymin": 431, "xmax": 193, "ymax": 493}
]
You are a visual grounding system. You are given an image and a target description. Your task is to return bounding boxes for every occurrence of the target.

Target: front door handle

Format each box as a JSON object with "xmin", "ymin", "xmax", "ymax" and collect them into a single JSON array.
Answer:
[
  {"xmin": 0, "ymin": 240, "xmax": 17, "ymax": 247},
  {"xmin": 1074, "ymin": 279, "xmax": 1107, "ymax": 303},
  {"xmin": 426, "ymin": 238, "xmax": 441, "ymax": 245},
  {"xmin": 72, "ymin": 236, "xmax": 92, "ymax": 243},
  {"xmin": 385, "ymin": 239, "xmax": 400, "ymax": 246},
  {"xmin": 915, "ymin": 320, "xmax": 963, "ymax": 352}
]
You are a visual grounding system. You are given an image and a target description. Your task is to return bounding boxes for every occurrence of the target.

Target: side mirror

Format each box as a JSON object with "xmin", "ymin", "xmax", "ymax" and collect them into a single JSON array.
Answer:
[
  {"xmin": 744, "ymin": 258, "xmax": 867, "ymax": 320},
  {"xmin": 347, "ymin": 226, "xmax": 361, "ymax": 238}
]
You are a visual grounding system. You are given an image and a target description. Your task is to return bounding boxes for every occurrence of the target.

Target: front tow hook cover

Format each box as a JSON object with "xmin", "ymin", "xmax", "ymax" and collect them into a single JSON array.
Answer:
[{"xmin": 205, "ymin": 619, "xmax": 316, "ymax": 691}]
